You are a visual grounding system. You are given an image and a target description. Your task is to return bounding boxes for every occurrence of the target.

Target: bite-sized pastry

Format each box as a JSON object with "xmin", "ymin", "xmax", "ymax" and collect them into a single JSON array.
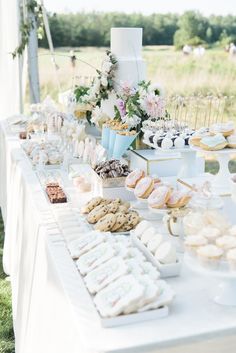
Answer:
[
  {"xmin": 147, "ymin": 234, "xmax": 163, "ymax": 254},
  {"xmin": 174, "ymin": 136, "xmax": 185, "ymax": 149},
  {"xmin": 199, "ymin": 133, "xmax": 227, "ymax": 151},
  {"xmin": 134, "ymin": 176, "xmax": 154, "ymax": 199},
  {"xmin": 184, "ymin": 235, "xmax": 208, "ymax": 256},
  {"xmin": 183, "ymin": 212, "xmax": 208, "ymax": 236},
  {"xmin": 133, "ymin": 220, "xmax": 152, "ymax": 238},
  {"xmin": 210, "ymin": 121, "xmax": 234, "ymax": 137},
  {"xmin": 203, "ymin": 210, "xmax": 230, "ymax": 232},
  {"xmin": 155, "ymin": 241, "xmax": 177, "ymax": 264},
  {"xmin": 227, "ymin": 134, "xmax": 236, "ymax": 148},
  {"xmin": 226, "ymin": 248, "xmax": 236, "ymax": 271},
  {"xmin": 166, "ymin": 189, "xmax": 191, "ymax": 208},
  {"xmin": 198, "ymin": 226, "xmax": 221, "ymax": 243},
  {"xmin": 215, "ymin": 235, "xmax": 236, "ymax": 251},
  {"xmin": 125, "ymin": 169, "xmax": 145, "ymax": 188},
  {"xmin": 148, "ymin": 185, "xmax": 172, "ymax": 209},
  {"xmin": 140, "ymin": 227, "xmax": 156, "ymax": 245},
  {"xmin": 197, "ymin": 244, "xmax": 223, "ymax": 270},
  {"xmin": 161, "ymin": 137, "xmax": 173, "ymax": 149}
]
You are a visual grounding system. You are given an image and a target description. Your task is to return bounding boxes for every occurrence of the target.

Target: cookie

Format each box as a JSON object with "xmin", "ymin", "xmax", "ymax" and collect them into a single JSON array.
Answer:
[
  {"xmin": 117, "ymin": 205, "xmax": 129, "ymax": 214},
  {"xmin": 87, "ymin": 205, "xmax": 108, "ymax": 224},
  {"xmin": 121, "ymin": 201, "xmax": 130, "ymax": 209},
  {"xmin": 106, "ymin": 202, "xmax": 119, "ymax": 214},
  {"xmin": 117, "ymin": 212, "xmax": 140, "ymax": 232},
  {"xmin": 94, "ymin": 213, "xmax": 117, "ymax": 232},
  {"xmin": 111, "ymin": 213, "xmax": 128, "ymax": 232},
  {"xmin": 81, "ymin": 197, "xmax": 103, "ymax": 214}
]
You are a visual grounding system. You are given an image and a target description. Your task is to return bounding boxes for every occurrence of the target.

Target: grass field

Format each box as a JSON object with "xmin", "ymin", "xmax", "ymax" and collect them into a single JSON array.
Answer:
[
  {"xmin": 0, "ymin": 216, "xmax": 15, "ymax": 353},
  {"xmin": 38, "ymin": 45, "xmax": 236, "ymax": 99}
]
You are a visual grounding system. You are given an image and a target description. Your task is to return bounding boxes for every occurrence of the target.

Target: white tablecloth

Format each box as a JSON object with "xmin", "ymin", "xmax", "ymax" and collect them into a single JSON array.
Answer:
[{"xmin": 1, "ymin": 119, "xmax": 236, "ymax": 353}]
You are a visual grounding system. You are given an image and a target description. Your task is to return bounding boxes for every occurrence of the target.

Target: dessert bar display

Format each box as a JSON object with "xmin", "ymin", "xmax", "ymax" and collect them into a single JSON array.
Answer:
[
  {"xmin": 183, "ymin": 209, "xmax": 236, "ymax": 272},
  {"xmin": 81, "ymin": 197, "xmax": 141, "ymax": 233},
  {"xmin": 45, "ymin": 182, "xmax": 67, "ymax": 204},
  {"xmin": 131, "ymin": 220, "xmax": 181, "ymax": 278},
  {"xmin": 65, "ymin": 229, "xmax": 174, "ymax": 324}
]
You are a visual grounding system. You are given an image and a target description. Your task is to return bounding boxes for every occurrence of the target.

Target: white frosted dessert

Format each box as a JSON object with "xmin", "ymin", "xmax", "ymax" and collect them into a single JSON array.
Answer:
[
  {"xmin": 197, "ymin": 244, "xmax": 223, "ymax": 270},
  {"xmin": 198, "ymin": 226, "xmax": 221, "ymax": 243},
  {"xmin": 134, "ymin": 220, "xmax": 151, "ymax": 238},
  {"xmin": 141, "ymin": 227, "xmax": 156, "ymax": 245},
  {"xmin": 93, "ymin": 274, "xmax": 144, "ymax": 317},
  {"xmin": 184, "ymin": 235, "xmax": 208, "ymax": 256},
  {"xmin": 215, "ymin": 235, "xmax": 236, "ymax": 251},
  {"xmin": 155, "ymin": 241, "xmax": 177, "ymax": 264},
  {"xmin": 147, "ymin": 233, "xmax": 163, "ymax": 254},
  {"xmin": 84, "ymin": 257, "xmax": 128, "ymax": 294}
]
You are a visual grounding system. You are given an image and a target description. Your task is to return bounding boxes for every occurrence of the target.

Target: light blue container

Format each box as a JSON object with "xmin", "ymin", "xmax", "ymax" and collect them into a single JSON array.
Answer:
[
  {"xmin": 112, "ymin": 133, "xmax": 138, "ymax": 159},
  {"xmin": 101, "ymin": 126, "xmax": 110, "ymax": 150}
]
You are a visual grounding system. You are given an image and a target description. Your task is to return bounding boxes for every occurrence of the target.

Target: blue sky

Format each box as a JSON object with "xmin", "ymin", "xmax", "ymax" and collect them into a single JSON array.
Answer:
[{"xmin": 44, "ymin": 0, "xmax": 236, "ymax": 15}]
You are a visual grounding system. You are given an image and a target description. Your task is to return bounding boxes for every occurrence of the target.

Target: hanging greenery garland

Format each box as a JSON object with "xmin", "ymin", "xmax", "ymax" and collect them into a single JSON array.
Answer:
[{"xmin": 12, "ymin": 0, "xmax": 44, "ymax": 58}]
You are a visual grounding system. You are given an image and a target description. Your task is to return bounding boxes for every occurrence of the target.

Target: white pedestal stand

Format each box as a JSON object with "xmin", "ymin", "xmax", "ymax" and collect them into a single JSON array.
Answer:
[
  {"xmin": 185, "ymin": 254, "xmax": 236, "ymax": 306},
  {"xmin": 192, "ymin": 147, "xmax": 236, "ymax": 194}
]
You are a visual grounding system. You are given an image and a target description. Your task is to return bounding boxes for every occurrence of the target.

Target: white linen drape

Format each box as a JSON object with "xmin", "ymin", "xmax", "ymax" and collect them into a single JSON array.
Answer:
[{"xmin": 0, "ymin": 0, "xmax": 23, "ymax": 118}]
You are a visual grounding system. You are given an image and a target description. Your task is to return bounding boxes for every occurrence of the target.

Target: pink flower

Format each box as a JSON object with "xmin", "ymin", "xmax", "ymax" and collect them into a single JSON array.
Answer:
[
  {"xmin": 120, "ymin": 81, "xmax": 136, "ymax": 98},
  {"xmin": 140, "ymin": 93, "xmax": 165, "ymax": 118},
  {"xmin": 117, "ymin": 99, "xmax": 126, "ymax": 117}
]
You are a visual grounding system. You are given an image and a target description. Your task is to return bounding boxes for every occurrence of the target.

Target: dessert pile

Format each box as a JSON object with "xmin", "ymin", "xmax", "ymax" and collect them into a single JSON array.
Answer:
[
  {"xmin": 94, "ymin": 160, "xmax": 130, "ymax": 179},
  {"xmin": 22, "ymin": 140, "xmax": 63, "ymax": 166},
  {"xmin": 45, "ymin": 182, "xmax": 67, "ymax": 203}
]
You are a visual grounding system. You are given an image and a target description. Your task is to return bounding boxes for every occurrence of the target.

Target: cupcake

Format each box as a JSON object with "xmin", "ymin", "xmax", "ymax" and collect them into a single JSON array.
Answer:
[
  {"xmin": 198, "ymin": 226, "xmax": 221, "ymax": 243},
  {"xmin": 184, "ymin": 235, "xmax": 208, "ymax": 256},
  {"xmin": 228, "ymin": 225, "xmax": 236, "ymax": 236},
  {"xmin": 215, "ymin": 235, "xmax": 236, "ymax": 251},
  {"xmin": 197, "ymin": 245, "xmax": 223, "ymax": 270},
  {"xmin": 226, "ymin": 248, "xmax": 236, "ymax": 271}
]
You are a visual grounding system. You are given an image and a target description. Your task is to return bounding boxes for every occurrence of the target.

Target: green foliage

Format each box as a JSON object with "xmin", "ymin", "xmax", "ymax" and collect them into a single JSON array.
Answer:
[
  {"xmin": 37, "ymin": 11, "xmax": 236, "ymax": 50},
  {"xmin": 74, "ymin": 86, "xmax": 90, "ymax": 102},
  {"xmin": 0, "ymin": 215, "xmax": 15, "ymax": 353}
]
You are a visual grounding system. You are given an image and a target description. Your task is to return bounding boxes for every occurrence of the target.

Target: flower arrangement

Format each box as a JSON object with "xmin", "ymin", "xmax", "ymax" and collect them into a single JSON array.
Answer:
[
  {"xmin": 74, "ymin": 50, "xmax": 117, "ymax": 124},
  {"xmin": 114, "ymin": 80, "xmax": 170, "ymax": 130}
]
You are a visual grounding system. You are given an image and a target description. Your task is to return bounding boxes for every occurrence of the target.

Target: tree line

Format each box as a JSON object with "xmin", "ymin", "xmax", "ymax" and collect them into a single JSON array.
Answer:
[{"xmin": 39, "ymin": 11, "xmax": 236, "ymax": 49}]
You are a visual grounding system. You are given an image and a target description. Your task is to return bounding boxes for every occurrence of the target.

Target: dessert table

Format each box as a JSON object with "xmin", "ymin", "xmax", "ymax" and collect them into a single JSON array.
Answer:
[{"xmin": 1, "ymin": 118, "xmax": 236, "ymax": 353}]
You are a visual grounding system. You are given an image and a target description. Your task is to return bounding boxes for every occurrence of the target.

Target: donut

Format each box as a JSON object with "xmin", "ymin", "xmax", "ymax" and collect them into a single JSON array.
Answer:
[
  {"xmin": 125, "ymin": 169, "xmax": 145, "ymax": 188},
  {"xmin": 166, "ymin": 190, "xmax": 191, "ymax": 208},
  {"xmin": 134, "ymin": 176, "xmax": 154, "ymax": 199},
  {"xmin": 148, "ymin": 186, "xmax": 172, "ymax": 209}
]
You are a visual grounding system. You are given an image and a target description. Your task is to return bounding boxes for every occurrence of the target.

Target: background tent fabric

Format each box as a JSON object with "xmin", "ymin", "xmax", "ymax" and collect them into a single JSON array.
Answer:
[{"xmin": 0, "ymin": 0, "xmax": 23, "ymax": 118}]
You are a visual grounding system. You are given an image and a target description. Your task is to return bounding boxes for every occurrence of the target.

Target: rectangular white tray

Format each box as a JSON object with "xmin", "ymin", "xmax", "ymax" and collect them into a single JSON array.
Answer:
[{"xmin": 131, "ymin": 231, "xmax": 182, "ymax": 278}]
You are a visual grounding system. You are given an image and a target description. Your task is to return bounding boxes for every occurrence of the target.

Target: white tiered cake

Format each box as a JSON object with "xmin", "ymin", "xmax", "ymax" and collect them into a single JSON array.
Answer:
[{"xmin": 102, "ymin": 27, "xmax": 146, "ymax": 117}]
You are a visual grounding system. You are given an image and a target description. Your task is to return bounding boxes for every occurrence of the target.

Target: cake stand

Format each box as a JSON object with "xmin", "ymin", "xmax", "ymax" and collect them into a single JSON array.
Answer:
[
  {"xmin": 143, "ymin": 140, "xmax": 198, "ymax": 179},
  {"xmin": 191, "ymin": 147, "xmax": 236, "ymax": 195},
  {"xmin": 185, "ymin": 254, "xmax": 236, "ymax": 306}
]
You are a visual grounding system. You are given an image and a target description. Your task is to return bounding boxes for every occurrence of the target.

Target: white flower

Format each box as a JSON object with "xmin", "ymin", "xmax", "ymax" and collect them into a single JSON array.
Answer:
[
  {"xmin": 148, "ymin": 83, "xmax": 164, "ymax": 96},
  {"xmin": 102, "ymin": 61, "xmax": 113, "ymax": 73},
  {"xmin": 91, "ymin": 106, "xmax": 109, "ymax": 127},
  {"xmin": 101, "ymin": 75, "xmax": 108, "ymax": 87},
  {"xmin": 122, "ymin": 114, "xmax": 141, "ymax": 128}
]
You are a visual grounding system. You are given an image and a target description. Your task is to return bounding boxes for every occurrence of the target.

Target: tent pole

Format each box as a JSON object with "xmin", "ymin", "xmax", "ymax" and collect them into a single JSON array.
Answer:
[{"xmin": 27, "ymin": 0, "xmax": 40, "ymax": 103}]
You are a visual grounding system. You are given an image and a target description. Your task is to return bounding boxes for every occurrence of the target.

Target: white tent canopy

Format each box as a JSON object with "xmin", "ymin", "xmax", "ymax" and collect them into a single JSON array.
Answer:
[{"xmin": 0, "ymin": 0, "xmax": 24, "ymax": 118}]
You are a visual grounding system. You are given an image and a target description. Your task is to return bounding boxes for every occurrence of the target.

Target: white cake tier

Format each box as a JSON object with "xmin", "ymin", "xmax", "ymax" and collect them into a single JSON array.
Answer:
[
  {"xmin": 114, "ymin": 59, "xmax": 146, "ymax": 88},
  {"xmin": 111, "ymin": 28, "xmax": 143, "ymax": 59}
]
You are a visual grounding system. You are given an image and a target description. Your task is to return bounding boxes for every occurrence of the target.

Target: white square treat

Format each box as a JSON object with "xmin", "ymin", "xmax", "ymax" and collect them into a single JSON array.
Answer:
[
  {"xmin": 76, "ymin": 243, "xmax": 115, "ymax": 275},
  {"xmin": 68, "ymin": 231, "xmax": 106, "ymax": 259},
  {"xmin": 94, "ymin": 274, "xmax": 144, "ymax": 317},
  {"xmin": 84, "ymin": 257, "xmax": 128, "ymax": 294}
]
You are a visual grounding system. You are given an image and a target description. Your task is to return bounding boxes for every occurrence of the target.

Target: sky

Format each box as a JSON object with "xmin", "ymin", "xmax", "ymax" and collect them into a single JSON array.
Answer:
[{"xmin": 44, "ymin": 0, "xmax": 236, "ymax": 16}]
